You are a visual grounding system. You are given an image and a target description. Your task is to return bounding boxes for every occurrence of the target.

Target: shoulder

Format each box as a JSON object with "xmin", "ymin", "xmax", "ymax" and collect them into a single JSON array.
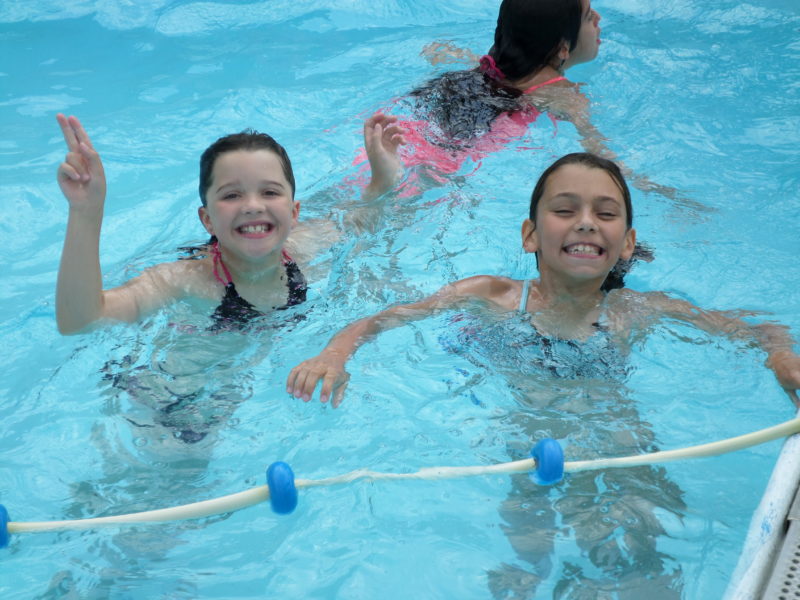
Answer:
[
  {"xmin": 524, "ymin": 80, "xmax": 587, "ymax": 119},
  {"xmin": 447, "ymin": 275, "xmax": 522, "ymax": 310},
  {"xmin": 139, "ymin": 257, "xmax": 221, "ymax": 301}
]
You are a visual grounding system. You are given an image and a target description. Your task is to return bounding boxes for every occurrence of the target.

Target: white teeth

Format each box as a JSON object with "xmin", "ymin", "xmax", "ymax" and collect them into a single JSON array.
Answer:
[
  {"xmin": 567, "ymin": 244, "xmax": 600, "ymax": 255},
  {"xmin": 239, "ymin": 224, "xmax": 271, "ymax": 233}
]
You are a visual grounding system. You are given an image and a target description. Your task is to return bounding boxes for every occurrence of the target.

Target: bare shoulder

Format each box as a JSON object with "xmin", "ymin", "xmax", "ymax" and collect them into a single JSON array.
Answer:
[
  {"xmin": 526, "ymin": 81, "xmax": 588, "ymax": 120},
  {"xmin": 138, "ymin": 257, "xmax": 220, "ymax": 301},
  {"xmin": 449, "ymin": 275, "xmax": 522, "ymax": 310}
]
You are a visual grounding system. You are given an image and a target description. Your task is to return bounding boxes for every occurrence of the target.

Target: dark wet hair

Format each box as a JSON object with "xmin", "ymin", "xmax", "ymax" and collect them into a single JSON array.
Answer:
[
  {"xmin": 198, "ymin": 130, "xmax": 295, "ymax": 206},
  {"xmin": 528, "ymin": 152, "xmax": 651, "ymax": 291},
  {"xmin": 492, "ymin": 0, "xmax": 583, "ymax": 81},
  {"xmin": 410, "ymin": 0, "xmax": 582, "ymax": 140}
]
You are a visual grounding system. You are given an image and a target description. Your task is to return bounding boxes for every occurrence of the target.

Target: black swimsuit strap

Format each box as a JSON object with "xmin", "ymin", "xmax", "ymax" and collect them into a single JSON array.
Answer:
[
  {"xmin": 282, "ymin": 259, "xmax": 307, "ymax": 308},
  {"xmin": 210, "ymin": 260, "xmax": 307, "ymax": 328}
]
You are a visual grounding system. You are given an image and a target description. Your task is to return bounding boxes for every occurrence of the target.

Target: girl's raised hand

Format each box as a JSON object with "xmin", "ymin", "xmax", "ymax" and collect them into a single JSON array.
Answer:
[
  {"xmin": 362, "ymin": 113, "xmax": 407, "ymax": 201},
  {"xmin": 56, "ymin": 114, "xmax": 106, "ymax": 213}
]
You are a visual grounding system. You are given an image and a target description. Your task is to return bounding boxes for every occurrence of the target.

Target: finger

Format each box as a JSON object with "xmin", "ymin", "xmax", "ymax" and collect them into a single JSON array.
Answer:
[
  {"xmin": 286, "ymin": 365, "xmax": 300, "ymax": 394},
  {"xmin": 300, "ymin": 370, "xmax": 321, "ymax": 402},
  {"xmin": 68, "ymin": 115, "xmax": 94, "ymax": 150},
  {"xmin": 365, "ymin": 123, "xmax": 383, "ymax": 152},
  {"xmin": 78, "ymin": 140, "xmax": 104, "ymax": 178},
  {"xmin": 331, "ymin": 376, "xmax": 350, "ymax": 409},
  {"xmin": 57, "ymin": 113, "xmax": 80, "ymax": 151},
  {"xmin": 364, "ymin": 114, "xmax": 378, "ymax": 132},
  {"xmin": 319, "ymin": 371, "xmax": 340, "ymax": 404},
  {"xmin": 63, "ymin": 153, "xmax": 90, "ymax": 181},
  {"xmin": 287, "ymin": 364, "xmax": 309, "ymax": 397},
  {"xmin": 58, "ymin": 162, "xmax": 81, "ymax": 182}
]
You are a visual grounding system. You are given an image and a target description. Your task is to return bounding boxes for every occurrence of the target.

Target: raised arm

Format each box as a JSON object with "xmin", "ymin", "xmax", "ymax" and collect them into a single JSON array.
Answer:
[
  {"xmin": 55, "ymin": 114, "xmax": 180, "ymax": 334},
  {"xmin": 286, "ymin": 275, "xmax": 506, "ymax": 407},
  {"xmin": 55, "ymin": 113, "xmax": 110, "ymax": 334},
  {"xmin": 645, "ymin": 292, "xmax": 800, "ymax": 396}
]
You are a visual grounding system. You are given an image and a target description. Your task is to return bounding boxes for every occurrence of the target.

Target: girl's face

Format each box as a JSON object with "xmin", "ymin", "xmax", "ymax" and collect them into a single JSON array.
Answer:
[
  {"xmin": 523, "ymin": 163, "xmax": 635, "ymax": 286},
  {"xmin": 198, "ymin": 149, "xmax": 299, "ymax": 264},
  {"xmin": 565, "ymin": 0, "xmax": 601, "ymax": 68}
]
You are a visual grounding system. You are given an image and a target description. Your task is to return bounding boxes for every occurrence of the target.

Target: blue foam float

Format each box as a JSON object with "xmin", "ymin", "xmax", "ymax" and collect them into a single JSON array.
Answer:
[
  {"xmin": 529, "ymin": 438, "xmax": 564, "ymax": 485},
  {"xmin": 267, "ymin": 462, "xmax": 298, "ymax": 514}
]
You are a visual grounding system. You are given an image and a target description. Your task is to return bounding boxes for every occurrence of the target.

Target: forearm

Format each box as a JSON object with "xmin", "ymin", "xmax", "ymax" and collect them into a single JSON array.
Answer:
[
  {"xmin": 55, "ymin": 208, "xmax": 104, "ymax": 334},
  {"xmin": 322, "ymin": 310, "xmax": 403, "ymax": 361}
]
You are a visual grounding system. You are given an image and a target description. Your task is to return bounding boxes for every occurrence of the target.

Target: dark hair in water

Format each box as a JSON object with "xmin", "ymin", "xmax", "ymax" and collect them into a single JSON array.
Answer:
[
  {"xmin": 492, "ymin": 0, "xmax": 583, "ymax": 81},
  {"xmin": 528, "ymin": 153, "xmax": 652, "ymax": 291},
  {"xmin": 410, "ymin": 0, "xmax": 582, "ymax": 140},
  {"xmin": 198, "ymin": 130, "xmax": 295, "ymax": 206}
]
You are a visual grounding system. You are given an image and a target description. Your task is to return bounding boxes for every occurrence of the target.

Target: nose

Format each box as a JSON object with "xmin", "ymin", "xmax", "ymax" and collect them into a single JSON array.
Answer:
[
  {"xmin": 241, "ymin": 192, "xmax": 264, "ymax": 213},
  {"xmin": 575, "ymin": 210, "xmax": 598, "ymax": 233}
]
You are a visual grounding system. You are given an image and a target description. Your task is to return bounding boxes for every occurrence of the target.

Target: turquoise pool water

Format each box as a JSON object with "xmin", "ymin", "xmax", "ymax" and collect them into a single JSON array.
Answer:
[{"xmin": 1, "ymin": 1, "xmax": 799, "ymax": 598}]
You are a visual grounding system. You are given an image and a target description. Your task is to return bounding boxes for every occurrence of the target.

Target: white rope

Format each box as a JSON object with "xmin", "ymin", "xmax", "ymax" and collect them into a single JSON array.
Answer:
[{"xmin": 8, "ymin": 417, "xmax": 800, "ymax": 535}]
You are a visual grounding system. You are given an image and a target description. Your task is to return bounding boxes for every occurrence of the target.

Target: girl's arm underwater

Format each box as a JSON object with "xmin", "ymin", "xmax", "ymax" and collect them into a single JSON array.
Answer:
[
  {"xmin": 633, "ymin": 291, "xmax": 800, "ymax": 394},
  {"xmin": 286, "ymin": 275, "xmax": 516, "ymax": 407},
  {"xmin": 55, "ymin": 114, "xmax": 185, "ymax": 335}
]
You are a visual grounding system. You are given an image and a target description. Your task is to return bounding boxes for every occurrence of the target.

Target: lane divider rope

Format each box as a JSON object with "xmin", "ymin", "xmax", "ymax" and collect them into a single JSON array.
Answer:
[{"xmin": 3, "ymin": 416, "xmax": 799, "ymax": 547}]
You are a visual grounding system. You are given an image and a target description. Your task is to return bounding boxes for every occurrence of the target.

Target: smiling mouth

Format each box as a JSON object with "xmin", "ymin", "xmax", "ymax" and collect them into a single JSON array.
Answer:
[
  {"xmin": 564, "ymin": 243, "xmax": 603, "ymax": 256},
  {"xmin": 237, "ymin": 223, "xmax": 274, "ymax": 234}
]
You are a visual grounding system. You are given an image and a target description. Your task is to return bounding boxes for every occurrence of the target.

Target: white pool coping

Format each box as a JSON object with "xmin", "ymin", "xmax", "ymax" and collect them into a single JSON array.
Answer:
[{"xmin": 724, "ymin": 407, "xmax": 800, "ymax": 599}]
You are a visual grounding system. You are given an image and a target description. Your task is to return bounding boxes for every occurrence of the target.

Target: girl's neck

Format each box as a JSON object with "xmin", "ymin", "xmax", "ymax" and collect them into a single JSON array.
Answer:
[
  {"xmin": 216, "ymin": 243, "xmax": 284, "ymax": 286},
  {"xmin": 526, "ymin": 274, "xmax": 607, "ymax": 338},
  {"xmin": 509, "ymin": 65, "xmax": 564, "ymax": 93}
]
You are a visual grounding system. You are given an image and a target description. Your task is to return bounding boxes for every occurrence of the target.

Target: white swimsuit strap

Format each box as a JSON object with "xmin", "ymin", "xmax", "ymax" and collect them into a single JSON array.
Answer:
[{"xmin": 518, "ymin": 279, "xmax": 531, "ymax": 313}]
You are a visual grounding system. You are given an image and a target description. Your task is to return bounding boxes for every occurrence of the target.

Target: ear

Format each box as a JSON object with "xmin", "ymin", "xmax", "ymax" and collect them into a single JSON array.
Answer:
[
  {"xmin": 521, "ymin": 219, "xmax": 538, "ymax": 254},
  {"xmin": 198, "ymin": 206, "xmax": 214, "ymax": 236},
  {"xmin": 291, "ymin": 200, "xmax": 300, "ymax": 227},
  {"xmin": 557, "ymin": 40, "xmax": 570, "ymax": 63},
  {"xmin": 620, "ymin": 228, "xmax": 637, "ymax": 261}
]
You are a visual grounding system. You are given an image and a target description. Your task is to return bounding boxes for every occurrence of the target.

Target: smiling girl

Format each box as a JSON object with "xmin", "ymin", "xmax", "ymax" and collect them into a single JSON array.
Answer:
[
  {"xmin": 54, "ymin": 112, "xmax": 406, "ymax": 334},
  {"xmin": 287, "ymin": 152, "xmax": 800, "ymax": 406}
]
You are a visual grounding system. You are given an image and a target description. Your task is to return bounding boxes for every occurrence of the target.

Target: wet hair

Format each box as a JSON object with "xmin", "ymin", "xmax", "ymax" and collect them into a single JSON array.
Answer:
[
  {"xmin": 198, "ymin": 130, "xmax": 295, "ymax": 206},
  {"xmin": 492, "ymin": 0, "xmax": 583, "ymax": 81},
  {"xmin": 410, "ymin": 0, "xmax": 583, "ymax": 140},
  {"xmin": 528, "ymin": 152, "xmax": 651, "ymax": 291}
]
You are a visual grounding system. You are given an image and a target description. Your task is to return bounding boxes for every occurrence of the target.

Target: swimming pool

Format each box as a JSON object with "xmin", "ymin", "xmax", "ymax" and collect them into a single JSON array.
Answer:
[{"xmin": 1, "ymin": 0, "xmax": 799, "ymax": 597}]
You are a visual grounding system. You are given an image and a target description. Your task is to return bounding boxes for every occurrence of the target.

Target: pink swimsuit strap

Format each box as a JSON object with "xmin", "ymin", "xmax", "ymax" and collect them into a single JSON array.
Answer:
[
  {"xmin": 522, "ymin": 76, "xmax": 567, "ymax": 94},
  {"xmin": 210, "ymin": 241, "xmax": 294, "ymax": 287},
  {"xmin": 210, "ymin": 241, "xmax": 233, "ymax": 286}
]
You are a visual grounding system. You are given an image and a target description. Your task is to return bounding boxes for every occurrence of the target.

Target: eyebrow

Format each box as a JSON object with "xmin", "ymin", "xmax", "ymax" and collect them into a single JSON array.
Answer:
[
  {"xmin": 549, "ymin": 192, "xmax": 622, "ymax": 205},
  {"xmin": 215, "ymin": 180, "xmax": 287, "ymax": 194}
]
